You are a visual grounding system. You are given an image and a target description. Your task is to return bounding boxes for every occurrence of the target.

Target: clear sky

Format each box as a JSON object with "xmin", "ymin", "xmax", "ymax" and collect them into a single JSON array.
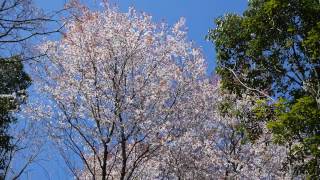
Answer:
[
  {"xmin": 34, "ymin": 0, "xmax": 248, "ymax": 73},
  {"xmin": 25, "ymin": 0, "xmax": 247, "ymax": 179}
]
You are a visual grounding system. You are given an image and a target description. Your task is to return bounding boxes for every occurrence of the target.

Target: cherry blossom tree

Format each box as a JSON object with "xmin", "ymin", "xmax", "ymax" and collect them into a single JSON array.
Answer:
[
  {"xmin": 31, "ymin": 1, "xmax": 214, "ymax": 179},
  {"xmin": 139, "ymin": 88, "xmax": 288, "ymax": 179},
  {"xmin": 210, "ymin": 91, "xmax": 287, "ymax": 179},
  {"xmin": 27, "ymin": 1, "xmax": 290, "ymax": 179}
]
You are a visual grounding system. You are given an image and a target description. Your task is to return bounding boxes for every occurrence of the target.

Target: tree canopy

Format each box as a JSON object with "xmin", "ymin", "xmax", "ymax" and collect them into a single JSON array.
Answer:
[
  {"xmin": 0, "ymin": 56, "xmax": 31, "ymax": 177},
  {"xmin": 0, "ymin": 0, "xmax": 61, "ymax": 178},
  {"xmin": 1, "ymin": 0, "xmax": 319, "ymax": 179},
  {"xmin": 208, "ymin": 0, "xmax": 320, "ymax": 177}
]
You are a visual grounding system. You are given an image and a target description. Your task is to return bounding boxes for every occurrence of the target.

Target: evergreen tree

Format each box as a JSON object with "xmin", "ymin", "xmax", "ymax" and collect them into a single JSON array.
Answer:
[
  {"xmin": 0, "ymin": 56, "xmax": 31, "ymax": 177},
  {"xmin": 208, "ymin": 0, "xmax": 320, "ymax": 177}
]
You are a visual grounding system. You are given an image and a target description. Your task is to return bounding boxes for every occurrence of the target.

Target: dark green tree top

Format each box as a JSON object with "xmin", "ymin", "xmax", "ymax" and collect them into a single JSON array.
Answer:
[{"xmin": 208, "ymin": 0, "xmax": 320, "ymax": 100}]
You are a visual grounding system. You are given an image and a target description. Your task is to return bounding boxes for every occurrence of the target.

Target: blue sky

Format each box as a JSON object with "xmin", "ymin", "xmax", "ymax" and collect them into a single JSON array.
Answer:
[
  {"xmin": 25, "ymin": 0, "xmax": 247, "ymax": 179},
  {"xmin": 35, "ymin": 0, "xmax": 248, "ymax": 73}
]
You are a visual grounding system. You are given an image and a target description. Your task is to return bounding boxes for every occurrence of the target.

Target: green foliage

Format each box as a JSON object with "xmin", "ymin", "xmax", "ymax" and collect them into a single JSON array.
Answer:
[
  {"xmin": 0, "ymin": 57, "xmax": 31, "ymax": 95},
  {"xmin": 208, "ymin": 0, "xmax": 320, "ymax": 177},
  {"xmin": 267, "ymin": 96, "xmax": 320, "ymax": 177},
  {"xmin": 303, "ymin": 22, "xmax": 320, "ymax": 60},
  {"xmin": 0, "ymin": 56, "xmax": 31, "ymax": 174},
  {"xmin": 208, "ymin": 0, "xmax": 320, "ymax": 98}
]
